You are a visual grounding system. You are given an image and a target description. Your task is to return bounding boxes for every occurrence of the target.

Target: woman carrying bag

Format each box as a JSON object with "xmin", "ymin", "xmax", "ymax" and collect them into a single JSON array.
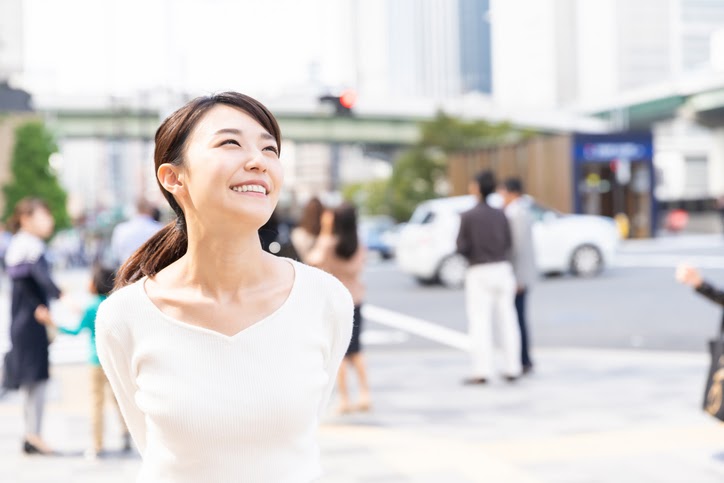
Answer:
[
  {"xmin": 3, "ymin": 198, "xmax": 60, "ymax": 455},
  {"xmin": 677, "ymin": 263, "xmax": 724, "ymax": 421}
]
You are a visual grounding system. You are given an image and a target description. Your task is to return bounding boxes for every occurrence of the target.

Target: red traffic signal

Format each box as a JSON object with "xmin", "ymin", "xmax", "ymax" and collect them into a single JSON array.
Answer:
[
  {"xmin": 319, "ymin": 90, "xmax": 356, "ymax": 116},
  {"xmin": 339, "ymin": 89, "xmax": 357, "ymax": 109}
]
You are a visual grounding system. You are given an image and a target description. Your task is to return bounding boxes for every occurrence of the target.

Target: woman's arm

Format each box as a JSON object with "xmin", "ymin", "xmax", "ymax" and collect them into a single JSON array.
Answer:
[
  {"xmin": 306, "ymin": 235, "xmax": 335, "ymax": 268},
  {"xmin": 35, "ymin": 304, "xmax": 95, "ymax": 336},
  {"xmin": 95, "ymin": 302, "xmax": 148, "ymax": 456},
  {"xmin": 676, "ymin": 264, "xmax": 724, "ymax": 306},
  {"xmin": 29, "ymin": 256, "xmax": 61, "ymax": 300},
  {"xmin": 696, "ymin": 282, "xmax": 724, "ymax": 306},
  {"xmin": 317, "ymin": 275, "xmax": 354, "ymax": 419}
]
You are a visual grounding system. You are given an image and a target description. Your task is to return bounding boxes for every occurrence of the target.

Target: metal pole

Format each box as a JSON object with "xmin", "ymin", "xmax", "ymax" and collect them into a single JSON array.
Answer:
[{"xmin": 330, "ymin": 142, "xmax": 341, "ymax": 192}]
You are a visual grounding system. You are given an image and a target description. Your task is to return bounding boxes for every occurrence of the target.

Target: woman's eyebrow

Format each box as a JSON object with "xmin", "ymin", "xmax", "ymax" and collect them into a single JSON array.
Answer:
[
  {"xmin": 213, "ymin": 129, "xmax": 274, "ymax": 142},
  {"xmin": 213, "ymin": 128, "xmax": 242, "ymax": 136}
]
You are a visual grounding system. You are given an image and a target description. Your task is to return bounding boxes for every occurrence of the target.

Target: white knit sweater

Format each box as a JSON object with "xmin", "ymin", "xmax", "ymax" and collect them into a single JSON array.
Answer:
[{"xmin": 96, "ymin": 260, "xmax": 353, "ymax": 483}]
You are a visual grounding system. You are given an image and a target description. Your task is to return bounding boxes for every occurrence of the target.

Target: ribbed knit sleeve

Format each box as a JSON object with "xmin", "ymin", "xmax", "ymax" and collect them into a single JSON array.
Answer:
[
  {"xmin": 96, "ymin": 295, "xmax": 148, "ymax": 456},
  {"xmin": 317, "ymin": 273, "xmax": 354, "ymax": 418}
]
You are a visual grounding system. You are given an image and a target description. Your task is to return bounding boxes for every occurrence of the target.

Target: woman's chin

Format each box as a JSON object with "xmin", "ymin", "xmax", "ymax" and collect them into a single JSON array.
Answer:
[{"xmin": 226, "ymin": 206, "xmax": 275, "ymax": 227}]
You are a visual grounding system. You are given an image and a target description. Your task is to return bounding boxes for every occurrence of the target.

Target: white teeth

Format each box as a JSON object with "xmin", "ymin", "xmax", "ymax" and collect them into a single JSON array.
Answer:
[{"xmin": 231, "ymin": 184, "xmax": 267, "ymax": 194}]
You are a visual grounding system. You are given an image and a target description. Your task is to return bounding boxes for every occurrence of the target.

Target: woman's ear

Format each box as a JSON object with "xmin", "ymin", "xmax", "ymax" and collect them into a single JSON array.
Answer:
[{"xmin": 158, "ymin": 164, "xmax": 184, "ymax": 195}]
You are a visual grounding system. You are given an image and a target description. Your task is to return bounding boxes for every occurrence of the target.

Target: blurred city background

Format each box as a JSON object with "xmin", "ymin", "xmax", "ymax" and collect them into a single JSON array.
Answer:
[{"xmin": 2, "ymin": 0, "xmax": 724, "ymax": 481}]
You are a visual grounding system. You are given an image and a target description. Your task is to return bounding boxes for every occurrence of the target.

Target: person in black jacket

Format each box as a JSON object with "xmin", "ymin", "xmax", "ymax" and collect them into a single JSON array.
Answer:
[
  {"xmin": 3, "ymin": 198, "xmax": 60, "ymax": 455},
  {"xmin": 677, "ymin": 264, "xmax": 724, "ymax": 305}
]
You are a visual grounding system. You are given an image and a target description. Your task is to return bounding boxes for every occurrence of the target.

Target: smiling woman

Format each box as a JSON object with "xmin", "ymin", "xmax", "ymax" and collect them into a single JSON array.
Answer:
[{"xmin": 95, "ymin": 92, "xmax": 353, "ymax": 483}]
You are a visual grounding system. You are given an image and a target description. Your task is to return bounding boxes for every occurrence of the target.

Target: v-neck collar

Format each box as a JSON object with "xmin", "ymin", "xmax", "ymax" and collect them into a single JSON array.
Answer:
[{"xmin": 136, "ymin": 258, "xmax": 300, "ymax": 342}]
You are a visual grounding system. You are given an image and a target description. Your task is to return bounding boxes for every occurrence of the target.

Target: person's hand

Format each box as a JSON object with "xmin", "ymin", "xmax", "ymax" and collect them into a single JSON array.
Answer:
[
  {"xmin": 676, "ymin": 264, "xmax": 703, "ymax": 288},
  {"xmin": 320, "ymin": 210, "xmax": 335, "ymax": 236},
  {"xmin": 34, "ymin": 305, "xmax": 52, "ymax": 326}
]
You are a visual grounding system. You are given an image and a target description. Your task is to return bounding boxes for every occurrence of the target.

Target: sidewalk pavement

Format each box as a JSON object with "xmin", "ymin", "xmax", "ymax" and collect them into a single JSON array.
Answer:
[{"xmin": 1, "ymin": 347, "xmax": 723, "ymax": 483}]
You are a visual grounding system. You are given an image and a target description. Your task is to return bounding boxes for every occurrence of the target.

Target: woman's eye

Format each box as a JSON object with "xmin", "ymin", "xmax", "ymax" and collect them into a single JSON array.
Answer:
[
  {"xmin": 264, "ymin": 145, "xmax": 279, "ymax": 155},
  {"xmin": 221, "ymin": 139, "xmax": 240, "ymax": 147}
]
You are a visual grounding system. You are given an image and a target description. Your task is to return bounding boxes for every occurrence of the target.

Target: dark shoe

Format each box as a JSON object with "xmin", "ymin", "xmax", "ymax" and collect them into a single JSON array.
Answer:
[
  {"xmin": 463, "ymin": 377, "xmax": 488, "ymax": 385},
  {"xmin": 22, "ymin": 440, "xmax": 53, "ymax": 455},
  {"xmin": 522, "ymin": 365, "xmax": 534, "ymax": 376},
  {"xmin": 503, "ymin": 375, "xmax": 519, "ymax": 383},
  {"xmin": 23, "ymin": 440, "xmax": 39, "ymax": 455}
]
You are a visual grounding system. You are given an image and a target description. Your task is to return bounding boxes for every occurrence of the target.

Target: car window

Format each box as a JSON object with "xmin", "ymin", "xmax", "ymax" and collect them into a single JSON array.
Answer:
[
  {"xmin": 529, "ymin": 203, "xmax": 558, "ymax": 222},
  {"xmin": 420, "ymin": 211, "xmax": 436, "ymax": 224},
  {"xmin": 409, "ymin": 207, "xmax": 436, "ymax": 225}
]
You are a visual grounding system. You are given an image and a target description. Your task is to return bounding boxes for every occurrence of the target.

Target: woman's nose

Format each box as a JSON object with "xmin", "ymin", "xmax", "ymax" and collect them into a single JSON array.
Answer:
[{"xmin": 245, "ymin": 149, "xmax": 268, "ymax": 172}]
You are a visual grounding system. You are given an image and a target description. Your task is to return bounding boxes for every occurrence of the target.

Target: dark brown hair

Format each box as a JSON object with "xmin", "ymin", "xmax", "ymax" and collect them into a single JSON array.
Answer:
[
  {"xmin": 92, "ymin": 264, "xmax": 116, "ymax": 296},
  {"xmin": 7, "ymin": 197, "xmax": 50, "ymax": 234},
  {"xmin": 333, "ymin": 203, "xmax": 359, "ymax": 260},
  {"xmin": 115, "ymin": 92, "xmax": 282, "ymax": 289},
  {"xmin": 298, "ymin": 197, "xmax": 323, "ymax": 236}
]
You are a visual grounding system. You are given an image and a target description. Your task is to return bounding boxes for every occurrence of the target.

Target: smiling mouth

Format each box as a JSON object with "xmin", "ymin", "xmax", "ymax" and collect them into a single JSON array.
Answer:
[{"xmin": 230, "ymin": 184, "xmax": 268, "ymax": 195}]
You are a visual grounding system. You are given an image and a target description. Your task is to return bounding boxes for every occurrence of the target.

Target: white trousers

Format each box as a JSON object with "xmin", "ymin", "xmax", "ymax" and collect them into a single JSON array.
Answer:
[{"xmin": 465, "ymin": 261, "xmax": 522, "ymax": 378}]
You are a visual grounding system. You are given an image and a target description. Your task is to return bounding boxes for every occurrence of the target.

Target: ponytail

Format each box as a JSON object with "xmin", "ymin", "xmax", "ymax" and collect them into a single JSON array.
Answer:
[{"xmin": 114, "ymin": 219, "xmax": 188, "ymax": 290}]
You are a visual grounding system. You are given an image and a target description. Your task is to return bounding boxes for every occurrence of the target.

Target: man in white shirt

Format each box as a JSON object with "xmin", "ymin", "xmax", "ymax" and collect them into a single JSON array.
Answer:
[
  {"xmin": 110, "ymin": 200, "xmax": 163, "ymax": 266},
  {"xmin": 499, "ymin": 178, "xmax": 537, "ymax": 375}
]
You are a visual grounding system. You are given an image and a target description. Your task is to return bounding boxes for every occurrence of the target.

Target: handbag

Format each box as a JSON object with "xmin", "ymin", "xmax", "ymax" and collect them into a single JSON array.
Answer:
[
  {"xmin": 702, "ymin": 316, "xmax": 724, "ymax": 421},
  {"xmin": 2, "ymin": 350, "xmax": 20, "ymax": 390}
]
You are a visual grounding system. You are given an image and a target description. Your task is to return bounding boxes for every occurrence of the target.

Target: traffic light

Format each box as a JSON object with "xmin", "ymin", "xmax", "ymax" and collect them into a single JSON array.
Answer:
[{"xmin": 319, "ymin": 89, "xmax": 357, "ymax": 116}]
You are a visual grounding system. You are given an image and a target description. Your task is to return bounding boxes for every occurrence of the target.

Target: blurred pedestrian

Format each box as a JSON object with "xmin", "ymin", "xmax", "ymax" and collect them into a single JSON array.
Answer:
[
  {"xmin": 0, "ymin": 222, "xmax": 12, "ymax": 269},
  {"xmin": 717, "ymin": 196, "xmax": 724, "ymax": 236},
  {"xmin": 260, "ymin": 209, "xmax": 300, "ymax": 260},
  {"xmin": 677, "ymin": 264, "xmax": 724, "ymax": 420},
  {"xmin": 2, "ymin": 198, "xmax": 60, "ymax": 455},
  {"xmin": 34, "ymin": 265, "xmax": 131, "ymax": 459},
  {"xmin": 109, "ymin": 199, "xmax": 163, "ymax": 266},
  {"xmin": 457, "ymin": 171, "xmax": 521, "ymax": 384},
  {"xmin": 308, "ymin": 204, "xmax": 370, "ymax": 413},
  {"xmin": 676, "ymin": 264, "xmax": 724, "ymax": 305},
  {"xmin": 95, "ymin": 92, "xmax": 352, "ymax": 481},
  {"xmin": 291, "ymin": 197, "xmax": 323, "ymax": 263},
  {"xmin": 499, "ymin": 178, "xmax": 537, "ymax": 375},
  {"xmin": 151, "ymin": 206, "xmax": 162, "ymax": 223}
]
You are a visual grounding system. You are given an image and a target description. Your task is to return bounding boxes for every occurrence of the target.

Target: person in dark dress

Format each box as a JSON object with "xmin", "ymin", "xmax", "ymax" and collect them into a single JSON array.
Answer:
[
  {"xmin": 2, "ymin": 198, "xmax": 59, "ymax": 455},
  {"xmin": 307, "ymin": 204, "xmax": 369, "ymax": 413}
]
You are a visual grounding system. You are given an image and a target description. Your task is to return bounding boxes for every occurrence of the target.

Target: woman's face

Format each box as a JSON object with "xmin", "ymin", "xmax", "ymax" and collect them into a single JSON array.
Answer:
[
  {"xmin": 175, "ymin": 105, "xmax": 283, "ymax": 230},
  {"xmin": 22, "ymin": 207, "xmax": 55, "ymax": 239}
]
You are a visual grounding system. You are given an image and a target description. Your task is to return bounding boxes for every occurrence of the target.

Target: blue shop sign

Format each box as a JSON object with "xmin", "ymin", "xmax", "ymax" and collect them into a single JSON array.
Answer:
[{"xmin": 573, "ymin": 133, "xmax": 653, "ymax": 163}]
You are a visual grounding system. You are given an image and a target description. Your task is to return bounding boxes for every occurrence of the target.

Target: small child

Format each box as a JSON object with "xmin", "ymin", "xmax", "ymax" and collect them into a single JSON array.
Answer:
[{"xmin": 34, "ymin": 265, "xmax": 131, "ymax": 459}]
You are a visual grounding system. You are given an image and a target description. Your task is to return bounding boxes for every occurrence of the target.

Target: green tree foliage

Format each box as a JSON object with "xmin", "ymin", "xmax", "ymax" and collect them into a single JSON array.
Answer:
[
  {"xmin": 3, "ymin": 122, "xmax": 70, "ymax": 230},
  {"xmin": 345, "ymin": 112, "xmax": 529, "ymax": 222},
  {"xmin": 343, "ymin": 179, "xmax": 390, "ymax": 217}
]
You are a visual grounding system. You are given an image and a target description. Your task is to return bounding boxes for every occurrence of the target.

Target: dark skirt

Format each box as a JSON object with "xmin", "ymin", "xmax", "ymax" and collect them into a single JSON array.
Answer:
[{"xmin": 345, "ymin": 305, "xmax": 363, "ymax": 357}]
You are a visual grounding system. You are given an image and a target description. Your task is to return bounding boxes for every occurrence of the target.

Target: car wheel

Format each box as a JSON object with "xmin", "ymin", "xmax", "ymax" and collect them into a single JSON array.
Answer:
[
  {"xmin": 437, "ymin": 254, "xmax": 468, "ymax": 289},
  {"xmin": 570, "ymin": 244, "xmax": 603, "ymax": 277},
  {"xmin": 414, "ymin": 275, "xmax": 437, "ymax": 286}
]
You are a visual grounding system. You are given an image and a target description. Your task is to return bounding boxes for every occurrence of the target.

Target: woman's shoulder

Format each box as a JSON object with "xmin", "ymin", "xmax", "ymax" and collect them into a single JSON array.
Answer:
[
  {"xmin": 96, "ymin": 279, "xmax": 145, "ymax": 333},
  {"xmin": 293, "ymin": 260, "xmax": 353, "ymax": 309},
  {"xmin": 5, "ymin": 231, "xmax": 45, "ymax": 267},
  {"xmin": 293, "ymin": 259, "xmax": 340, "ymax": 285}
]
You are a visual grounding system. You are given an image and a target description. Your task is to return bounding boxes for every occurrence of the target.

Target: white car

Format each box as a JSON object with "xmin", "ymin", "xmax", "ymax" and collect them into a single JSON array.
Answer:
[{"xmin": 396, "ymin": 195, "xmax": 621, "ymax": 288}]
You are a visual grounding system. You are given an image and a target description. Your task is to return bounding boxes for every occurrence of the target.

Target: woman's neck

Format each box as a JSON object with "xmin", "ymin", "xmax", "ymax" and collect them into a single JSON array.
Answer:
[{"xmin": 178, "ymin": 225, "xmax": 268, "ymax": 297}]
